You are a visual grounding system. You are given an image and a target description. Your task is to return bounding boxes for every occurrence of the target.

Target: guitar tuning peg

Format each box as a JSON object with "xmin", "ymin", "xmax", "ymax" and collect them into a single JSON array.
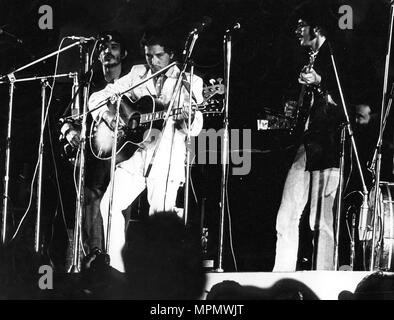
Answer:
[
  {"xmin": 209, "ymin": 79, "xmax": 216, "ymax": 85},
  {"xmin": 217, "ymin": 78, "xmax": 223, "ymax": 84}
]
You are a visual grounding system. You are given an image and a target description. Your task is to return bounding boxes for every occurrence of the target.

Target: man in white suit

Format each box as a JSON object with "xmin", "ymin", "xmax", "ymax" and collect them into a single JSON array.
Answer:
[{"xmin": 88, "ymin": 28, "xmax": 204, "ymax": 272}]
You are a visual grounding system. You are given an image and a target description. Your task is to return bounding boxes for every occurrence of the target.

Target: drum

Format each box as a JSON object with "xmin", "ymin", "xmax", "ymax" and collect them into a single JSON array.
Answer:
[{"xmin": 363, "ymin": 182, "xmax": 394, "ymax": 271}]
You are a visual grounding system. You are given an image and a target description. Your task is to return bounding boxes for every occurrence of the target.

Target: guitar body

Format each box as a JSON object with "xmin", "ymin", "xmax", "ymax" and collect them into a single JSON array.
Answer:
[
  {"xmin": 295, "ymin": 84, "xmax": 313, "ymax": 132},
  {"xmin": 90, "ymin": 95, "xmax": 156, "ymax": 160}
]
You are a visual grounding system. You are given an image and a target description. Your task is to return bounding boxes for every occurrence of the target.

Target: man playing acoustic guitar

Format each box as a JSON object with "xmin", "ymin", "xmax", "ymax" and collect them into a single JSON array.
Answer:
[{"xmin": 88, "ymin": 27, "xmax": 204, "ymax": 272}]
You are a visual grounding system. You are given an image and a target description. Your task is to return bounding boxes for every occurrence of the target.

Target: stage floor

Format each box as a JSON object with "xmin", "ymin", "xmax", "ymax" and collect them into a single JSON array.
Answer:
[{"xmin": 203, "ymin": 271, "xmax": 376, "ymax": 300}]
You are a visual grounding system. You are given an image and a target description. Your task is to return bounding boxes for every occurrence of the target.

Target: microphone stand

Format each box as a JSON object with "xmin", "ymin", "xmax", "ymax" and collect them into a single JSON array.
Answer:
[
  {"xmin": 0, "ymin": 73, "xmax": 77, "ymax": 85},
  {"xmin": 68, "ymin": 43, "xmax": 91, "ymax": 273},
  {"xmin": 328, "ymin": 42, "xmax": 369, "ymax": 270},
  {"xmin": 35, "ymin": 74, "xmax": 73, "ymax": 253},
  {"xmin": 0, "ymin": 41, "xmax": 81, "ymax": 80},
  {"xmin": 350, "ymin": 205, "xmax": 356, "ymax": 270},
  {"xmin": 104, "ymin": 96, "xmax": 122, "ymax": 258},
  {"xmin": 60, "ymin": 59, "xmax": 101, "ymax": 120},
  {"xmin": 1, "ymin": 75, "xmax": 15, "ymax": 245},
  {"xmin": 70, "ymin": 62, "xmax": 177, "ymax": 123},
  {"xmin": 35, "ymin": 78, "xmax": 49, "ymax": 254},
  {"xmin": 183, "ymin": 62, "xmax": 195, "ymax": 226},
  {"xmin": 368, "ymin": 0, "xmax": 394, "ymax": 271},
  {"xmin": 216, "ymin": 31, "xmax": 232, "ymax": 273},
  {"xmin": 1, "ymin": 73, "xmax": 75, "ymax": 246},
  {"xmin": 334, "ymin": 124, "xmax": 346, "ymax": 270},
  {"xmin": 0, "ymin": 38, "xmax": 84, "ymax": 245},
  {"xmin": 368, "ymin": 84, "xmax": 394, "ymax": 175}
]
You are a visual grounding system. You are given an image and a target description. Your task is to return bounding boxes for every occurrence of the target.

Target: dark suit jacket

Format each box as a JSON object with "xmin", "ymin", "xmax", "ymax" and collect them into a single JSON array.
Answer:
[{"xmin": 303, "ymin": 40, "xmax": 345, "ymax": 171}]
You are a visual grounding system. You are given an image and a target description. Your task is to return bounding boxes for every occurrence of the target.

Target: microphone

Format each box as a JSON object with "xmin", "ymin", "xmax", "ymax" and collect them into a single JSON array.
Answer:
[
  {"xmin": 0, "ymin": 28, "xmax": 23, "ymax": 44},
  {"xmin": 358, "ymin": 193, "xmax": 371, "ymax": 241},
  {"xmin": 66, "ymin": 35, "xmax": 95, "ymax": 42},
  {"xmin": 189, "ymin": 16, "xmax": 212, "ymax": 35},
  {"xmin": 96, "ymin": 34, "xmax": 113, "ymax": 43},
  {"xmin": 226, "ymin": 22, "xmax": 241, "ymax": 34},
  {"xmin": 66, "ymin": 34, "xmax": 114, "ymax": 43}
]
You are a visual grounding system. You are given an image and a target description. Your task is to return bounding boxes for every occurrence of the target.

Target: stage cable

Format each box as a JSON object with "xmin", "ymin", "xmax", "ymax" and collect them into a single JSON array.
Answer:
[
  {"xmin": 79, "ymin": 233, "xmax": 87, "ymax": 257},
  {"xmin": 10, "ymin": 162, "xmax": 39, "ymax": 241},
  {"xmin": 47, "ymin": 116, "xmax": 71, "ymax": 242},
  {"xmin": 345, "ymin": 206, "xmax": 353, "ymax": 241},
  {"xmin": 46, "ymin": 205, "xmax": 58, "ymax": 267},
  {"xmin": 189, "ymin": 155, "xmax": 199, "ymax": 206},
  {"xmin": 225, "ymin": 162, "xmax": 238, "ymax": 271},
  {"xmin": 73, "ymin": 149, "xmax": 80, "ymax": 194},
  {"xmin": 343, "ymin": 132, "xmax": 354, "ymax": 195},
  {"xmin": 163, "ymin": 126, "xmax": 176, "ymax": 212},
  {"xmin": 342, "ymin": 126, "xmax": 357, "ymax": 257}
]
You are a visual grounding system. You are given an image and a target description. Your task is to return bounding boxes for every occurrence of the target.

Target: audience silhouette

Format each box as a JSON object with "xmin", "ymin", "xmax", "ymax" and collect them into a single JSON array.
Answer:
[
  {"xmin": 339, "ymin": 271, "xmax": 394, "ymax": 300},
  {"xmin": 206, "ymin": 278, "xmax": 319, "ymax": 300},
  {"xmin": 121, "ymin": 212, "xmax": 206, "ymax": 299}
]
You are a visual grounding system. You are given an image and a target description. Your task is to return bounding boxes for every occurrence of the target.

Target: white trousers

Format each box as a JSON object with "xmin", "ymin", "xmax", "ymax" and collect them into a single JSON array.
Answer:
[
  {"xmin": 273, "ymin": 144, "xmax": 339, "ymax": 271},
  {"xmin": 100, "ymin": 150, "xmax": 182, "ymax": 272}
]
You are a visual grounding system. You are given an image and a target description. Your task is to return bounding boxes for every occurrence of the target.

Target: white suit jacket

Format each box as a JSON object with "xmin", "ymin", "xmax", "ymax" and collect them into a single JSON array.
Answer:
[{"xmin": 88, "ymin": 64, "xmax": 204, "ymax": 182}]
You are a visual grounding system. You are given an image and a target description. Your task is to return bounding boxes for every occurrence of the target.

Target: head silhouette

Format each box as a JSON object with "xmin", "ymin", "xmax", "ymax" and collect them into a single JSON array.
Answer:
[{"xmin": 122, "ymin": 212, "xmax": 205, "ymax": 299}]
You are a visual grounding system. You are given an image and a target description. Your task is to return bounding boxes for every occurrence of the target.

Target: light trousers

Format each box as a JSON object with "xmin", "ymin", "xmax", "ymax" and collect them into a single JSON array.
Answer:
[
  {"xmin": 273, "ymin": 144, "xmax": 339, "ymax": 271},
  {"xmin": 100, "ymin": 151, "xmax": 182, "ymax": 272}
]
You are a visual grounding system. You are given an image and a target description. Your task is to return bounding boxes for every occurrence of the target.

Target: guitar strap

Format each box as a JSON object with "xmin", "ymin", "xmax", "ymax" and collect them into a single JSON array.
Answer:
[
  {"xmin": 155, "ymin": 72, "xmax": 197, "ymax": 103},
  {"xmin": 144, "ymin": 67, "xmax": 195, "ymax": 178},
  {"xmin": 181, "ymin": 73, "xmax": 198, "ymax": 103}
]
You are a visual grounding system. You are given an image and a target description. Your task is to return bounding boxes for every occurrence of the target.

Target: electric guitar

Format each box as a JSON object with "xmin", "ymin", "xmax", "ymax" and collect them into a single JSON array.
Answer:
[
  {"xmin": 297, "ymin": 50, "xmax": 319, "ymax": 129},
  {"xmin": 90, "ymin": 82, "xmax": 224, "ymax": 160},
  {"xmin": 261, "ymin": 52, "xmax": 320, "ymax": 135},
  {"xmin": 275, "ymin": 49, "xmax": 326, "ymax": 143}
]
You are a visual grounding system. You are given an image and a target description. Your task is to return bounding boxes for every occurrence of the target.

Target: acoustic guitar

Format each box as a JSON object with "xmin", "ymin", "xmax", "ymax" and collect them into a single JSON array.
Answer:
[{"xmin": 89, "ymin": 82, "xmax": 225, "ymax": 160}]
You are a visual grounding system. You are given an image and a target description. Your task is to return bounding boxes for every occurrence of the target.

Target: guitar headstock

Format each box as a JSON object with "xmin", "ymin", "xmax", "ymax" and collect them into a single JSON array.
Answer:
[
  {"xmin": 197, "ymin": 99, "xmax": 223, "ymax": 116},
  {"xmin": 199, "ymin": 78, "xmax": 225, "ymax": 116},
  {"xmin": 306, "ymin": 50, "xmax": 318, "ymax": 71},
  {"xmin": 203, "ymin": 78, "xmax": 225, "ymax": 100}
]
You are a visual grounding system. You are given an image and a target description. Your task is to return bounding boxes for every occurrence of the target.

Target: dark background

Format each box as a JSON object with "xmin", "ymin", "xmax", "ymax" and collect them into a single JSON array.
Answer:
[{"xmin": 0, "ymin": 0, "xmax": 393, "ymax": 272}]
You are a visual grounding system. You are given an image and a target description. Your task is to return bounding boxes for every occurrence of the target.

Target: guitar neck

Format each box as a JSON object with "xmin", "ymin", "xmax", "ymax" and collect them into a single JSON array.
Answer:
[
  {"xmin": 298, "ymin": 51, "xmax": 318, "ymax": 107},
  {"xmin": 139, "ymin": 107, "xmax": 184, "ymax": 124}
]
